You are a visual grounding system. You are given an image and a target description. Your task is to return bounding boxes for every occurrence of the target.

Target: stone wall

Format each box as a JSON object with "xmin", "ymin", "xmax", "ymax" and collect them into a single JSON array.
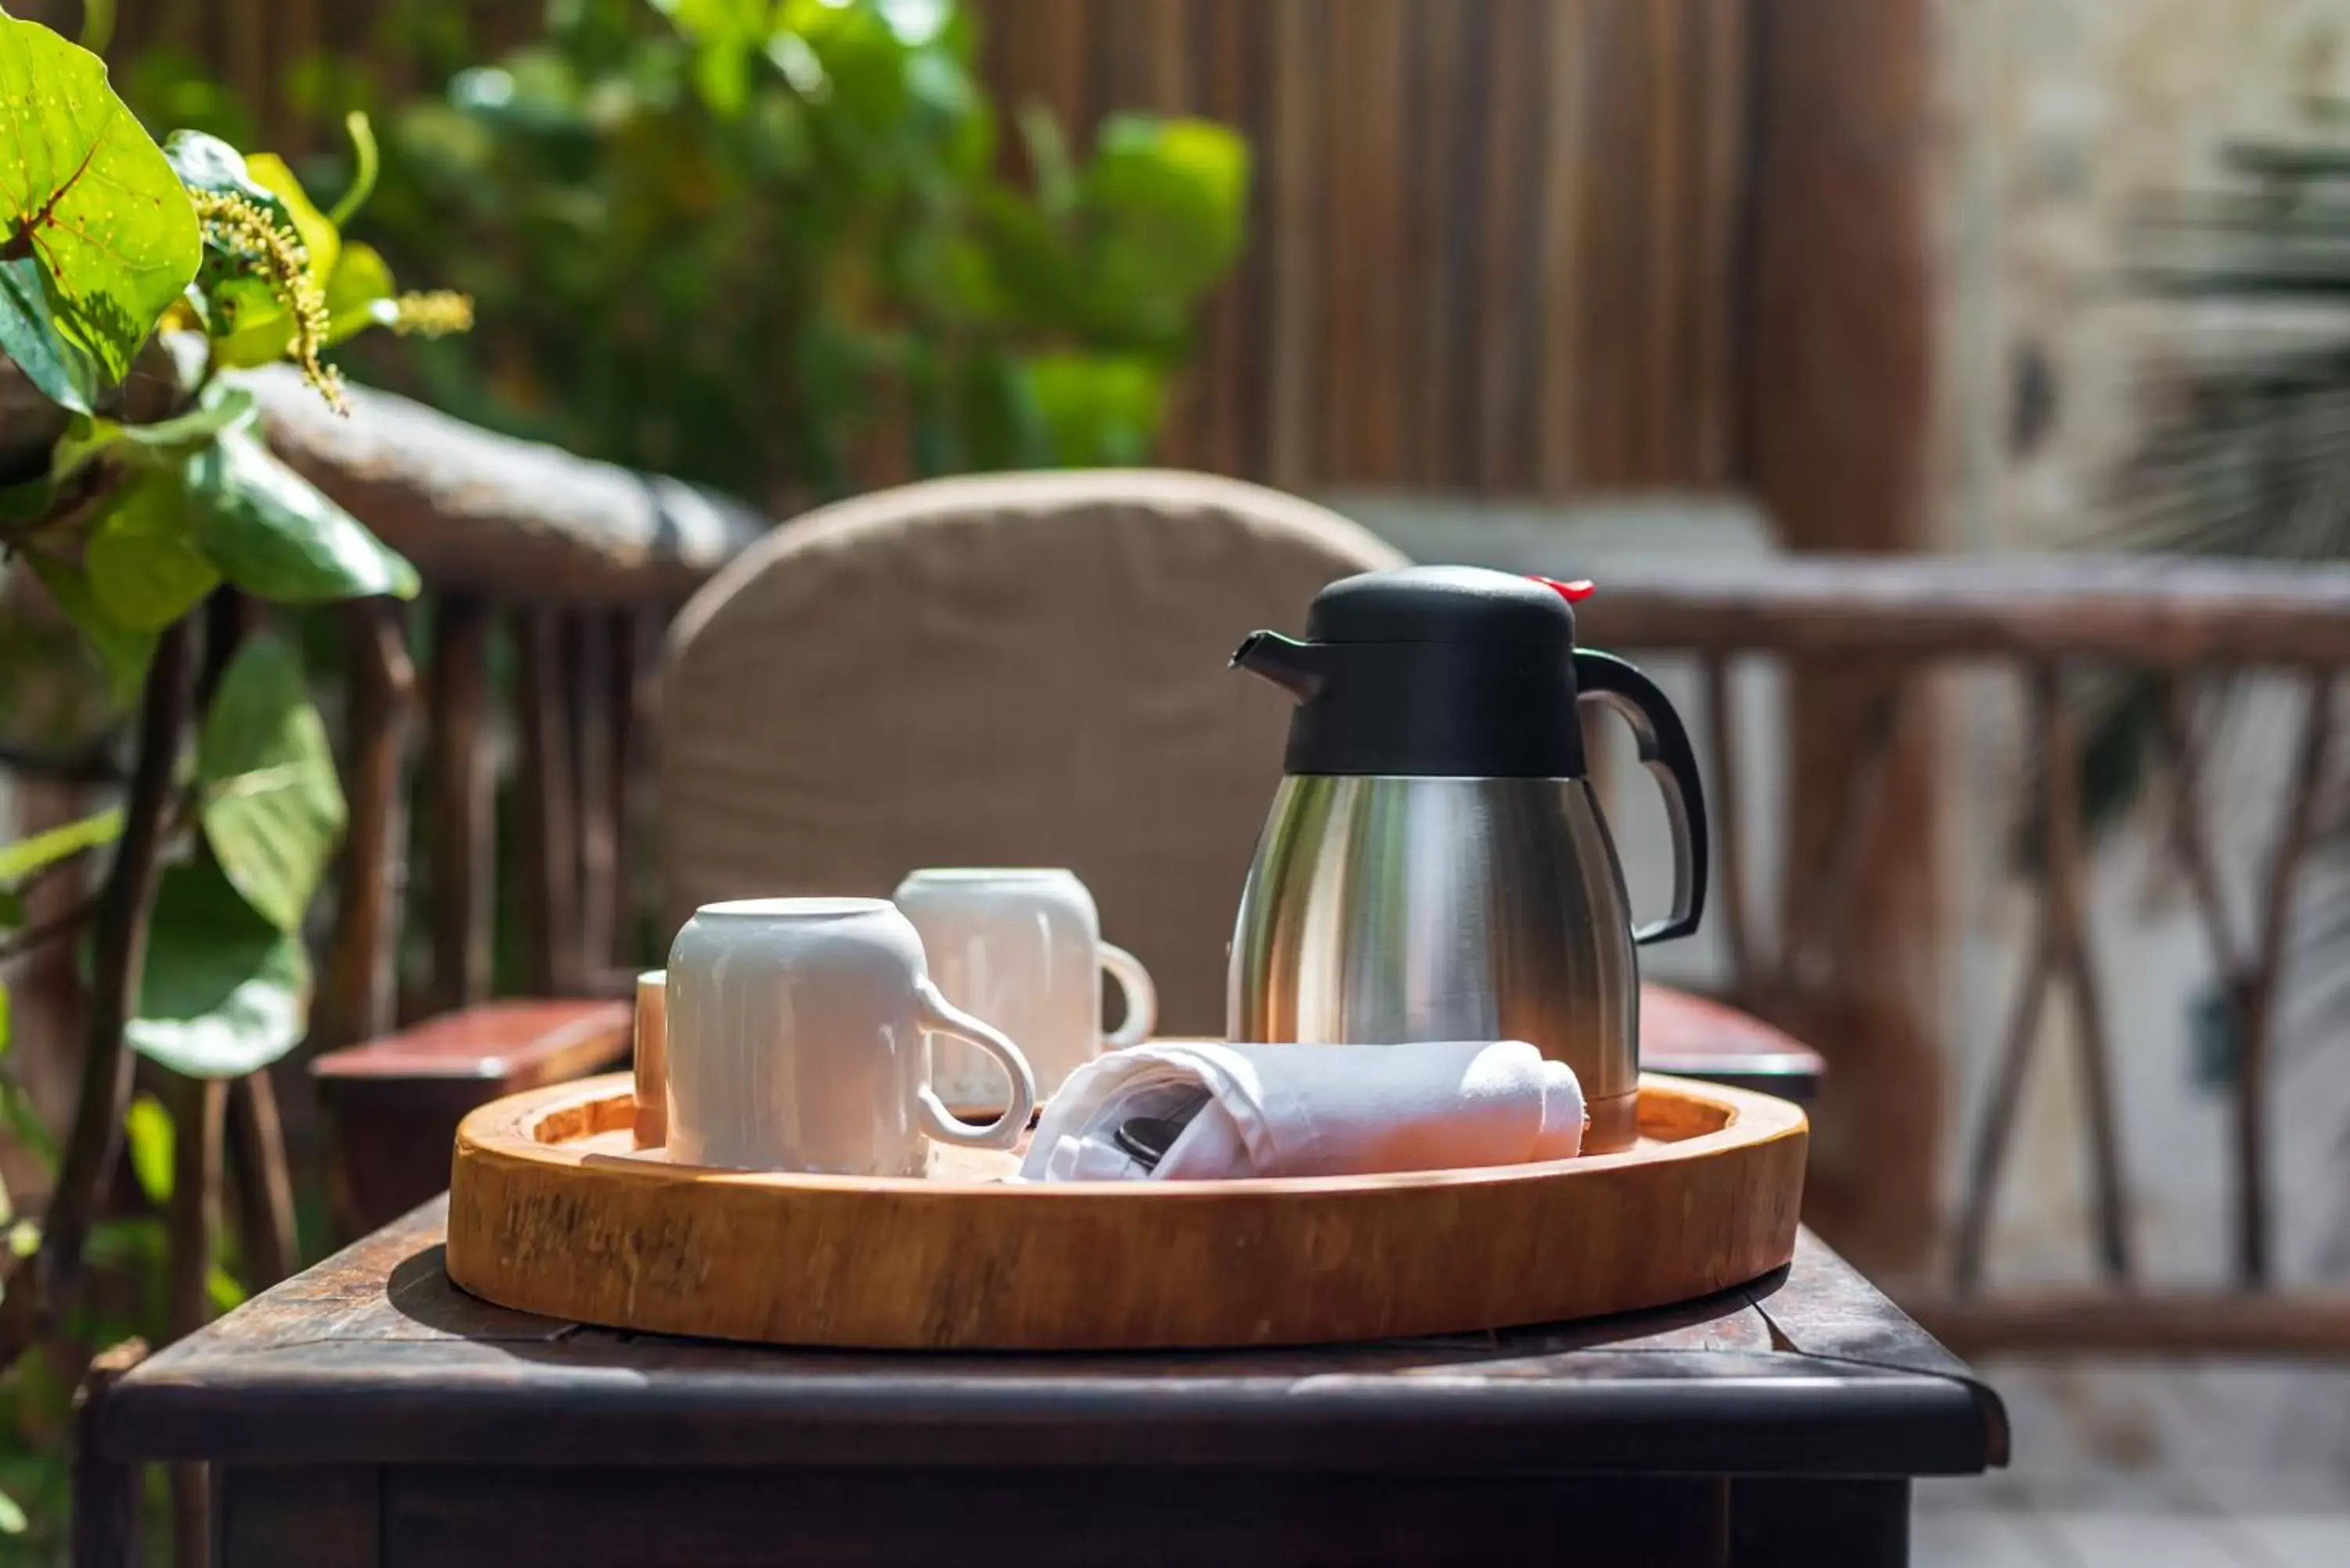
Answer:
[
  {"xmin": 1936, "ymin": 0, "xmax": 2350, "ymax": 555},
  {"xmin": 1932, "ymin": 0, "xmax": 2350, "ymax": 1289}
]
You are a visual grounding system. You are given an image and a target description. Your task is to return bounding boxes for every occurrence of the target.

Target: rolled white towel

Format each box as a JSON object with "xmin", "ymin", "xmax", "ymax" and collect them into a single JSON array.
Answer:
[{"xmin": 1018, "ymin": 1039, "xmax": 1586, "ymax": 1182}]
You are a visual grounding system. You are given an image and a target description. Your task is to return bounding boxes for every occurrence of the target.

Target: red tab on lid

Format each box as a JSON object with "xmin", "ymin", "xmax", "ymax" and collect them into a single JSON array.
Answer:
[{"xmin": 1532, "ymin": 576, "xmax": 1596, "ymax": 603}]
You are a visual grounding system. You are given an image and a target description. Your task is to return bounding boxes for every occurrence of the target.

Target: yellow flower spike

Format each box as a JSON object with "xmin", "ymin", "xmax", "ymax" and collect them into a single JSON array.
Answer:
[
  {"xmin": 190, "ymin": 189, "xmax": 349, "ymax": 415},
  {"xmin": 390, "ymin": 291, "xmax": 475, "ymax": 339}
]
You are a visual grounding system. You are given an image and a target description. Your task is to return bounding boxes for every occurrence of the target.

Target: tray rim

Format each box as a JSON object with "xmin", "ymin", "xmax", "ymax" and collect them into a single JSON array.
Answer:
[
  {"xmin": 449, "ymin": 1069, "xmax": 1810, "ymax": 1348},
  {"xmin": 456, "ymin": 1068, "xmax": 1807, "ymax": 1198}
]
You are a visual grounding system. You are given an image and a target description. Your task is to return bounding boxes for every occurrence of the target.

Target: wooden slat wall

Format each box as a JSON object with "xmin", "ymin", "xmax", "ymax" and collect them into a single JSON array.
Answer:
[
  {"xmin": 62, "ymin": 0, "xmax": 1752, "ymax": 497},
  {"xmin": 975, "ymin": 0, "xmax": 1749, "ymax": 494}
]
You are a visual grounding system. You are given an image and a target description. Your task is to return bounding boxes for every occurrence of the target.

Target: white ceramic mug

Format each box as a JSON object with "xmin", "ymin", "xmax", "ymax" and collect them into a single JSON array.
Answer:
[
  {"xmin": 663, "ymin": 898, "xmax": 1036, "ymax": 1175},
  {"xmin": 893, "ymin": 868, "xmax": 1158, "ymax": 1108},
  {"xmin": 631, "ymin": 969, "xmax": 667, "ymax": 1151}
]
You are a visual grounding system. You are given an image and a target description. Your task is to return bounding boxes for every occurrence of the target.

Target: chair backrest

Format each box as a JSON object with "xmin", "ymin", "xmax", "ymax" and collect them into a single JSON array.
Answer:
[{"xmin": 659, "ymin": 470, "xmax": 1406, "ymax": 1032}]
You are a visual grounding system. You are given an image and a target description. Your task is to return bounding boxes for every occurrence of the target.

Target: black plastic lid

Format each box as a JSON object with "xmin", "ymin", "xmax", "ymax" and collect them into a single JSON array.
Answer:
[
  {"xmin": 1234, "ymin": 565, "xmax": 1595, "ymax": 778},
  {"xmin": 1304, "ymin": 565, "xmax": 1581, "ymax": 648}
]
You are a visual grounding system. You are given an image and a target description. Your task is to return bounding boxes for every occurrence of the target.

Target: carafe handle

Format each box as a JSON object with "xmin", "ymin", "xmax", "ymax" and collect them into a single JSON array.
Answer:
[{"xmin": 1573, "ymin": 650, "xmax": 1709, "ymax": 945}]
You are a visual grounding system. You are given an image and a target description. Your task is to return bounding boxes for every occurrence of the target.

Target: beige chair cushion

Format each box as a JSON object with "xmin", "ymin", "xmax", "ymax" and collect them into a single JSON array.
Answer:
[{"xmin": 660, "ymin": 470, "xmax": 1406, "ymax": 1033}]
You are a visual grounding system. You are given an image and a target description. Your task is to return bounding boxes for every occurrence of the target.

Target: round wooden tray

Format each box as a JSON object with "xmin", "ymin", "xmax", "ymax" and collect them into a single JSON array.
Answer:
[{"xmin": 446, "ymin": 1071, "xmax": 1806, "ymax": 1350}]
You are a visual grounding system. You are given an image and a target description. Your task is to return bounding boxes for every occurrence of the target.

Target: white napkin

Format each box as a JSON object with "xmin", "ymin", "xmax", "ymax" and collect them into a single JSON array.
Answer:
[{"xmin": 1018, "ymin": 1039, "xmax": 1586, "ymax": 1182}]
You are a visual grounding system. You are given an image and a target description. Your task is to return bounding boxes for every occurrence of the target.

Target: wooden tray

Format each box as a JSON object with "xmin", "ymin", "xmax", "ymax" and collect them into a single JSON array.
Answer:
[{"xmin": 446, "ymin": 1071, "xmax": 1806, "ymax": 1350}]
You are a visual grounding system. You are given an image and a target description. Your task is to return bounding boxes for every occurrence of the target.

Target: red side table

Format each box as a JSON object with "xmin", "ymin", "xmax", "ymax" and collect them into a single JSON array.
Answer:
[{"xmin": 311, "ymin": 999, "xmax": 632, "ymax": 1236}]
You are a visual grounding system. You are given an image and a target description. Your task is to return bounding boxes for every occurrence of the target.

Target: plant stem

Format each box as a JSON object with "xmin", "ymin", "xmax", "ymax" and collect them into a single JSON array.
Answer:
[
  {"xmin": 0, "ymin": 889, "xmax": 100, "ymax": 960},
  {"xmin": 0, "ymin": 616, "xmax": 196, "ymax": 1371},
  {"xmin": 226, "ymin": 1071, "xmax": 297, "ymax": 1290},
  {"xmin": 197, "ymin": 587, "xmax": 258, "ymax": 703},
  {"xmin": 0, "ymin": 737, "xmax": 129, "ymax": 786},
  {"xmin": 165, "ymin": 1075, "xmax": 226, "ymax": 1342}
]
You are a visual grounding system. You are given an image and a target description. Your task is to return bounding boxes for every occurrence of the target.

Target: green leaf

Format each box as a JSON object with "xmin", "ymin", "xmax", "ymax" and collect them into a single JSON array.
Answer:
[
  {"xmin": 241, "ymin": 154, "xmax": 338, "ymax": 283},
  {"xmin": 87, "ymin": 473, "xmax": 219, "ymax": 630},
  {"xmin": 83, "ymin": 1214, "xmax": 162, "ymax": 1272},
  {"xmin": 0, "ymin": 1483, "xmax": 24, "ymax": 1536},
  {"xmin": 161, "ymin": 131, "xmax": 291, "ymax": 231},
  {"xmin": 873, "ymin": 0, "xmax": 955, "ymax": 50},
  {"xmin": 207, "ymin": 1263, "xmax": 246, "ymax": 1312},
  {"xmin": 124, "ymin": 1090, "xmax": 172, "ymax": 1205},
  {"xmin": 0, "ymin": 255, "xmax": 96, "ymax": 411},
  {"xmin": 197, "ymin": 634, "xmax": 345, "ymax": 933},
  {"xmin": 0, "ymin": 469, "xmax": 53, "ymax": 524},
  {"xmin": 127, "ymin": 857, "xmax": 312, "ymax": 1078},
  {"xmin": 1071, "ymin": 116, "xmax": 1249, "ymax": 341},
  {"xmin": 193, "ymin": 151, "xmax": 345, "ymax": 370},
  {"xmin": 49, "ymin": 410, "xmax": 121, "ymax": 478},
  {"xmin": 186, "ymin": 427, "xmax": 419, "ymax": 602},
  {"xmin": 50, "ymin": 383, "xmax": 257, "ymax": 482},
  {"xmin": 0, "ymin": 890, "xmax": 19, "ymax": 929},
  {"xmin": 204, "ymin": 276, "xmax": 298, "ymax": 369},
  {"xmin": 170, "ymin": 134, "xmax": 324, "ymax": 368},
  {"xmin": 1017, "ymin": 104, "xmax": 1076, "ymax": 219},
  {"xmin": 696, "ymin": 38, "xmax": 755, "ymax": 118},
  {"xmin": 0, "ymin": 807, "xmax": 121, "ymax": 886},
  {"xmin": 321, "ymin": 241, "xmax": 398, "ymax": 346},
  {"xmin": 2, "ymin": 1074, "xmax": 58, "ymax": 1169},
  {"xmin": 24, "ymin": 552, "xmax": 155, "ymax": 703},
  {"xmin": 656, "ymin": 0, "xmax": 772, "ymax": 56},
  {"xmin": 974, "ymin": 186, "xmax": 1083, "ymax": 324},
  {"xmin": 0, "ymin": 16, "xmax": 204, "ymax": 387},
  {"xmin": 1019, "ymin": 352, "xmax": 1165, "ymax": 466},
  {"xmin": 1083, "ymin": 116, "xmax": 1248, "ymax": 282},
  {"xmin": 111, "ymin": 382, "xmax": 258, "ymax": 463}
]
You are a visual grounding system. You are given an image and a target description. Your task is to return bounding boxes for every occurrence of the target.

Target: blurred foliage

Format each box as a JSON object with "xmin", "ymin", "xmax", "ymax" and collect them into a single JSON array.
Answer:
[
  {"xmin": 2072, "ymin": 111, "xmax": 2350, "ymax": 1062},
  {"xmin": 0, "ymin": 9, "xmax": 468, "ymax": 1552},
  {"xmin": 0, "ymin": 6, "xmax": 1242, "ymax": 1550},
  {"xmin": 302, "ymin": 0, "xmax": 1253, "ymax": 508},
  {"xmin": 2120, "ymin": 117, "xmax": 2350, "ymax": 570},
  {"xmin": 2044, "ymin": 114, "xmax": 2350, "ymax": 846}
]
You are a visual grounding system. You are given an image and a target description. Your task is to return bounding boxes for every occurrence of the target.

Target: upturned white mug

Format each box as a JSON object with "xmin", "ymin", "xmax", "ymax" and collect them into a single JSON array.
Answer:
[
  {"xmin": 893, "ymin": 868, "xmax": 1158, "ymax": 1108},
  {"xmin": 664, "ymin": 898, "xmax": 1036, "ymax": 1175}
]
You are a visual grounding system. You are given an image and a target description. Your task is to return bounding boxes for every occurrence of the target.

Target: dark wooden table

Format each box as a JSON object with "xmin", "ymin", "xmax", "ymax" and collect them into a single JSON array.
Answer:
[{"xmin": 92, "ymin": 1200, "xmax": 2004, "ymax": 1566}]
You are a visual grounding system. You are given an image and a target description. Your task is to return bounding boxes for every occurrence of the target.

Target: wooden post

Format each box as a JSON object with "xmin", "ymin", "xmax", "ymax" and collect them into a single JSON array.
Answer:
[
  {"xmin": 2233, "ymin": 672, "xmax": 2334, "ymax": 1284},
  {"xmin": 1774, "ymin": 687, "xmax": 1907, "ymax": 996},
  {"xmin": 1702, "ymin": 653, "xmax": 1757, "ymax": 999},
  {"xmin": 425, "ymin": 594, "xmax": 498, "ymax": 1013},
  {"xmin": 569, "ymin": 612, "xmax": 619, "ymax": 982},
  {"xmin": 316, "ymin": 600, "xmax": 416, "ymax": 1050},
  {"xmin": 608, "ymin": 608, "xmax": 657, "ymax": 969},
  {"xmin": 2157, "ymin": 670, "xmax": 2336, "ymax": 1285},
  {"xmin": 1737, "ymin": 0, "xmax": 1941, "ymax": 1275},
  {"xmin": 515, "ymin": 608, "xmax": 583, "ymax": 995},
  {"xmin": 2037, "ymin": 667, "xmax": 2131, "ymax": 1282},
  {"xmin": 1952, "ymin": 666, "xmax": 2133, "ymax": 1288},
  {"xmin": 72, "ymin": 1338, "xmax": 149, "ymax": 1568},
  {"xmin": 165, "ymin": 1072, "xmax": 226, "ymax": 1568}
]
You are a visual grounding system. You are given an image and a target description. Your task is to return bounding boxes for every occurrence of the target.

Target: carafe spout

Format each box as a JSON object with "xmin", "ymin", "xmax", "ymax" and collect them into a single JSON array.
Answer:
[{"xmin": 1230, "ymin": 631, "xmax": 1324, "ymax": 699}]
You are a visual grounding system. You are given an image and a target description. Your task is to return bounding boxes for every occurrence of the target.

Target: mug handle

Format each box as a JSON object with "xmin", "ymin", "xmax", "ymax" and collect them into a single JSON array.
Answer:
[
  {"xmin": 913, "ymin": 977, "xmax": 1037, "ymax": 1149},
  {"xmin": 1099, "ymin": 942, "xmax": 1159, "ymax": 1049}
]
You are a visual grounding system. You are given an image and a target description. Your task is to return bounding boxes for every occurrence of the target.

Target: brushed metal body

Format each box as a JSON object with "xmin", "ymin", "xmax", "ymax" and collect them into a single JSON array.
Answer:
[{"xmin": 1227, "ymin": 776, "xmax": 1642, "ymax": 1151}]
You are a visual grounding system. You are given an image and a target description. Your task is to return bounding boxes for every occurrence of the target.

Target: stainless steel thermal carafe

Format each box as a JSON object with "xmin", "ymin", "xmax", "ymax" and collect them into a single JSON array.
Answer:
[{"xmin": 1227, "ymin": 565, "xmax": 1708, "ymax": 1151}]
